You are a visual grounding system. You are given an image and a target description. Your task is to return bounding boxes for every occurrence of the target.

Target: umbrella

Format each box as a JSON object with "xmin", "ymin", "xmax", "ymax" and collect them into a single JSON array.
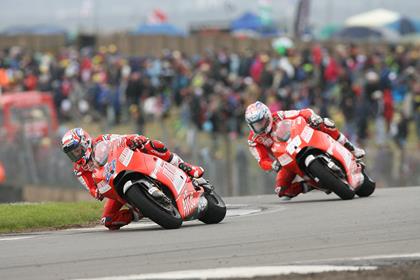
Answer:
[{"xmin": 272, "ymin": 37, "xmax": 294, "ymax": 55}]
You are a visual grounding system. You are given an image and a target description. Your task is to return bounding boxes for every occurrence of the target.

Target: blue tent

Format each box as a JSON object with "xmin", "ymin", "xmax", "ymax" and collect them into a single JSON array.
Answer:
[
  {"xmin": 230, "ymin": 12, "xmax": 277, "ymax": 36},
  {"xmin": 231, "ymin": 12, "xmax": 262, "ymax": 31},
  {"xmin": 386, "ymin": 17, "xmax": 418, "ymax": 35},
  {"xmin": 133, "ymin": 23, "xmax": 185, "ymax": 36}
]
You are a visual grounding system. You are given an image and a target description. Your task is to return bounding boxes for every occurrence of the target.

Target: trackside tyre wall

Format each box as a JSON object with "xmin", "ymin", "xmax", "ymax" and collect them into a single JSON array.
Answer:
[
  {"xmin": 125, "ymin": 184, "xmax": 183, "ymax": 229},
  {"xmin": 307, "ymin": 159, "xmax": 355, "ymax": 200},
  {"xmin": 199, "ymin": 191, "xmax": 227, "ymax": 224}
]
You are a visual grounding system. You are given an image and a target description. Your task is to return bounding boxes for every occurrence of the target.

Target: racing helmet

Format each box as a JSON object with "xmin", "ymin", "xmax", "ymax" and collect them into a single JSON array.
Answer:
[
  {"xmin": 61, "ymin": 128, "xmax": 92, "ymax": 166},
  {"xmin": 245, "ymin": 101, "xmax": 273, "ymax": 135}
]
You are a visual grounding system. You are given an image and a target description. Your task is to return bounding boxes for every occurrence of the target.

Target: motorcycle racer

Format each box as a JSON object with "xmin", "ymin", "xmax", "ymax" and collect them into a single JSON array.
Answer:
[
  {"xmin": 245, "ymin": 101, "xmax": 365, "ymax": 200},
  {"xmin": 61, "ymin": 128, "xmax": 204, "ymax": 230}
]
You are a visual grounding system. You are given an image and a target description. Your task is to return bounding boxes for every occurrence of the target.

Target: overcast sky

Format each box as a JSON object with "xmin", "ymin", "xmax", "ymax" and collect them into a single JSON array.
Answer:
[{"xmin": 0, "ymin": 0, "xmax": 419, "ymax": 33}]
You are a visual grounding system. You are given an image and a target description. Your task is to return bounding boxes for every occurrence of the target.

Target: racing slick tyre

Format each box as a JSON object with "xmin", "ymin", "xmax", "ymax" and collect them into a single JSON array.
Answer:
[
  {"xmin": 126, "ymin": 184, "xmax": 182, "ymax": 229},
  {"xmin": 199, "ymin": 191, "xmax": 226, "ymax": 224},
  {"xmin": 356, "ymin": 169, "xmax": 376, "ymax": 197},
  {"xmin": 307, "ymin": 159, "xmax": 355, "ymax": 200}
]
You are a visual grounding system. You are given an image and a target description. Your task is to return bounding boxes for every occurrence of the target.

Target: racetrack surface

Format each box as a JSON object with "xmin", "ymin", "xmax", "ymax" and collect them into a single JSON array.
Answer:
[{"xmin": 1, "ymin": 187, "xmax": 420, "ymax": 280}]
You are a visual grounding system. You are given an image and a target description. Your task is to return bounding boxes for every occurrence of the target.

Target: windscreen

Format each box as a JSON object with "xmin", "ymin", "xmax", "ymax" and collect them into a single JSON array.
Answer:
[
  {"xmin": 273, "ymin": 120, "xmax": 292, "ymax": 142},
  {"xmin": 93, "ymin": 141, "xmax": 111, "ymax": 167}
]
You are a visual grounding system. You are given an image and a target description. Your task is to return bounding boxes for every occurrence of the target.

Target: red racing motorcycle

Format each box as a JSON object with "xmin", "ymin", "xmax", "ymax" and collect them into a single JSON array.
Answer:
[
  {"xmin": 271, "ymin": 116, "xmax": 375, "ymax": 200},
  {"xmin": 91, "ymin": 139, "xmax": 226, "ymax": 229}
]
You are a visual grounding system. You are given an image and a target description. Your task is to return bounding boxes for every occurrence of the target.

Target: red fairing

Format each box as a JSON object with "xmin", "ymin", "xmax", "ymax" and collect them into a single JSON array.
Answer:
[
  {"xmin": 248, "ymin": 109, "xmax": 344, "ymax": 196},
  {"xmin": 270, "ymin": 117, "xmax": 364, "ymax": 191},
  {"xmin": 72, "ymin": 133, "xmax": 182, "ymax": 229},
  {"xmin": 84, "ymin": 137, "xmax": 206, "ymax": 228}
]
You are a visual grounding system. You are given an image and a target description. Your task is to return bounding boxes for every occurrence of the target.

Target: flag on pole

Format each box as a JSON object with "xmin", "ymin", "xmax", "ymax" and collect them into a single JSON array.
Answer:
[
  {"xmin": 293, "ymin": 0, "xmax": 310, "ymax": 39},
  {"xmin": 148, "ymin": 9, "xmax": 168, "ymax": 24}
]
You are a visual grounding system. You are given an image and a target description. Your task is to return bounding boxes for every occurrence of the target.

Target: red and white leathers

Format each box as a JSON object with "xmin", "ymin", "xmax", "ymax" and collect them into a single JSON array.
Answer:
[
  {"xmin": 74, "ymin": 134, "xmax": 204, "ymax": 230},
  {"xmin": 248, "ymin": 109, "xmax": 362, "ymax": 199}
]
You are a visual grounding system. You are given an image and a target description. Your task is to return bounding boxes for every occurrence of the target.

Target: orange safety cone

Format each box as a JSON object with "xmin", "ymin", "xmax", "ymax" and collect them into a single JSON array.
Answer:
[{"xmin": 0, "ymin": 162, "xmax": 5, "ymax": 184}]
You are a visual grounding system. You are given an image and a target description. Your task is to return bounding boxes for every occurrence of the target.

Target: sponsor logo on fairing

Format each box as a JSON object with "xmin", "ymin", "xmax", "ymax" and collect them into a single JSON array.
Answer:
[
  {"xmin": 300, "ymin": 126, "xmax": 314, "ymax": 143},
  {"xmin": 119, "ymin": 148, "xmax": 134, "ymax": 167},
  {"xmin": 104, "ymin": 160, "xmax": 116, "ymax": 183},
  {"xmin": 97, "ymin": 180, "xmax": 112, "ymax": 194},
  {"xmin": 160, "ymin": 162, "xmax": 186, "ymax": 194},
  {"xmin": 183, "ymin": 193, "xmax": 197, "ymax": 217},
  {"xmin": 278, "ymin": 153, "xmax": 293, "ymax": 166}
]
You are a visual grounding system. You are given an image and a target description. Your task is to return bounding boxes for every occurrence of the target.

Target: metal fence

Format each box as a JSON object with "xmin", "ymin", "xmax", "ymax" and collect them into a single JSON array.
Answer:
[{"xmin": 1, "ymin": 126, "xmax": 419, "ymax": 201}]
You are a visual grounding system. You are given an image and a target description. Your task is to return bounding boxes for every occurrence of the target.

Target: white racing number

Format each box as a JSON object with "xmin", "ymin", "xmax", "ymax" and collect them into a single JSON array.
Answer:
[{"xmin": 286, "ymin": 136, "xmax": 302, "ymax": 155}]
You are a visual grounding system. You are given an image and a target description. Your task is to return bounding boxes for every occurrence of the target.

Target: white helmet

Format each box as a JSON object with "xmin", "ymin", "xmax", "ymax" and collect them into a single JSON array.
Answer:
[{"xmin": 245, "ymin": 101, "xmax": 273, "ymax": 135}]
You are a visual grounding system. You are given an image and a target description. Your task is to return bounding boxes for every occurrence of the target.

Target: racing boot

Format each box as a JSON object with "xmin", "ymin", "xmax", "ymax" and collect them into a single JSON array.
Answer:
[
  {"xmin": 169, "ymin": 153, "xmax": 204, "ymax": 178},
  {"xmin": 275, "ymin": 183, "xmax": 301, "ymax": 201},
  {"xmin": 131, "ymin": 208, "xmax": 144, "ymax": 222},
  {"xmin": 178, "ymin": 162, "xmax": 204, "ymax": 178},
  {"xmin": 337, "ymin": 133, "xmax": 365, "ymax": 159}
]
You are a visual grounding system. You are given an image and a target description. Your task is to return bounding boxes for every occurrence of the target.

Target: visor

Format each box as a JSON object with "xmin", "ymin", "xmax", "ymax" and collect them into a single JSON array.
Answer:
[
  {"xmin": 250, "ymin": 118, "xmax": 269, "ymax": 134},
  {"xmin": 64, "ymin": 144, "xmax": 85, "ymax": 163}
]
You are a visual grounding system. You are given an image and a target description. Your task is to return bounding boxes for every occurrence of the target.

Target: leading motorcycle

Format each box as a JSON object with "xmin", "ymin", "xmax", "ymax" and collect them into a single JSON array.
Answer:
[
  {"xmin": 91, "ymin": 139, "xmax": 226, "ymax": 229},
  {"xmin": 271, "ymin": 116, "xmax": 376, "ymax": 200}
]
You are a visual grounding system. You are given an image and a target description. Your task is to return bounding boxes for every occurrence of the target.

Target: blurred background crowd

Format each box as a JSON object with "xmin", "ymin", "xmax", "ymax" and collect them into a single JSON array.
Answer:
[
  {"xmin": 0, "ymin": 0, "xmax": 419, "ymax": 202},
  {"xmin": 1, "ymin": 43, "xmax": 419, "ymax": 146}
]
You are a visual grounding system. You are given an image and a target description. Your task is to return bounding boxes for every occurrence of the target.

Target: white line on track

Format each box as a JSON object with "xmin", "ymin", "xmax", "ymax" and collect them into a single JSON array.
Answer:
[
  {"xmin": 0, "ymin": 236, "xmax": 35, "ymax": 241},
  {"xmin": 292, "ymin": 252, "xmax": 420, "ymax": 265},
  {"xmin": 64, "ymin": 204, "xmax": 264, "ymax": 233},
  {"xmin": 72, "ymin": 265, "xmax": 377, "ymax": 280},
  {"xmin": 347, "ymin": 253, "xmax": 420, "ymax": 260}
]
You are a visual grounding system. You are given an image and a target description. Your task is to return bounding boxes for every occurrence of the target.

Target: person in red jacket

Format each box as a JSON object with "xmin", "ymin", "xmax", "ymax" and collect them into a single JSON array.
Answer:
[
  {"xmin": 61, "ymin": 128, "xmax": 204, "ymax": 230},
  {"xmin": 245, "ymin": 101, "xmax": 365, "ymax": 200}
]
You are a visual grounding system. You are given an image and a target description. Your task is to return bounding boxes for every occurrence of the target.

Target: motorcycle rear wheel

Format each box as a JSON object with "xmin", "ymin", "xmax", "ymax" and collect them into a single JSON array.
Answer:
[
  {"xmin": 199, "ymin": 191, "xmax": 226, "ymax": 224},
  {"xmin": 126, "ymin": 184, "xmax": 183, "ymax": 229},
  {"xmin": 307, "ymin": 159, "xmax": 355, "ymax": 200}
]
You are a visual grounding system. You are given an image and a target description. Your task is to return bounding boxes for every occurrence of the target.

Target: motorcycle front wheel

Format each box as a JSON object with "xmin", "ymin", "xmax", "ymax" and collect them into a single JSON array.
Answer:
[
  {"xmin": 307, "ymin": 158, "xmax": 355, "ymax": 200},
  {"xmin": 126, "ymin": 183, "xmax": 183, "ymax": 229},
  {"xmin": 199, "ymin": 191, "xmax": 226, "ymax": 224}
]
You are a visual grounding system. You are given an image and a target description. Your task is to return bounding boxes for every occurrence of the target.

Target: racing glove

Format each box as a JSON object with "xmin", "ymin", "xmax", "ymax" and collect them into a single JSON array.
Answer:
[
  {"xmin": 271, "ymin": 160, "xmax": 281, "ymax": 172},
  {"xmin": 308, "ymin": 115, "xmax": 323, "ymax": 128},
  {"xmin": 126, "ymin": 135, "xmax": 148, "ymax": 150}
]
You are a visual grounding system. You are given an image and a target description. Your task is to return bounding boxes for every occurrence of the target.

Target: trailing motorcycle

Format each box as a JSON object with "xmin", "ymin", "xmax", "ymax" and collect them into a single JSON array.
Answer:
[
  {"xmin": 271, "ymin": 116, "xmax": 375, "ymax": 200},
  {"xmin": 91, "ymin": 139, "xmax": 226, "ymax": 229}
]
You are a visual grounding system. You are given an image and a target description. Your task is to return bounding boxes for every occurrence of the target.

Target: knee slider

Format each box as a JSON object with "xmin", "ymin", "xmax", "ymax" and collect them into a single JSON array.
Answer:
[{"xmin": 101, "ymin": 216, "xmax": 113, "ymax": 227}]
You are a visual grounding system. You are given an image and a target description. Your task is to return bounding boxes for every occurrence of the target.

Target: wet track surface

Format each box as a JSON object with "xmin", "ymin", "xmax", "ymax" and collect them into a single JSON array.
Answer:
[{"xmin": 1, "ymin": 187, "xmax": 420, "ymax": 280}]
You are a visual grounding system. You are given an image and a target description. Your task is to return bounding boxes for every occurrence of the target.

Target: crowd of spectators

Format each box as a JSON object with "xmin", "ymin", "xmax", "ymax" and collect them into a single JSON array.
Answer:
[{"xmin": 0, "ymin": 42, "xmax": 419, "ymax": 150}]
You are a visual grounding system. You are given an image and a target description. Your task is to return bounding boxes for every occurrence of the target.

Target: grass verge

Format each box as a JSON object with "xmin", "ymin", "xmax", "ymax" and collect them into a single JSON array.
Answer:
[{"xmin": 0, "ymin": 201, "xmax": 103, "ymax": 234}]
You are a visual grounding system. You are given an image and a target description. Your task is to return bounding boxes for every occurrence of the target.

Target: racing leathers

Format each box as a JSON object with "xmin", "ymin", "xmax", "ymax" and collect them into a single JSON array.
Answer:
[
  {"xmin": 247, "ymin": 109, "xmax": 364, "ymax": 199},
  {"xmin": 74, "ymin": 134, "xmax": 204, "ymax": 230}
]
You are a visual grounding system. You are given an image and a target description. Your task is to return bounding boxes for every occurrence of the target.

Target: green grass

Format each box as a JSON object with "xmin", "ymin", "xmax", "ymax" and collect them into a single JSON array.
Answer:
[{"xmin": 0, "ymin": 201, "xmax": 103, "ymax": 234}]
